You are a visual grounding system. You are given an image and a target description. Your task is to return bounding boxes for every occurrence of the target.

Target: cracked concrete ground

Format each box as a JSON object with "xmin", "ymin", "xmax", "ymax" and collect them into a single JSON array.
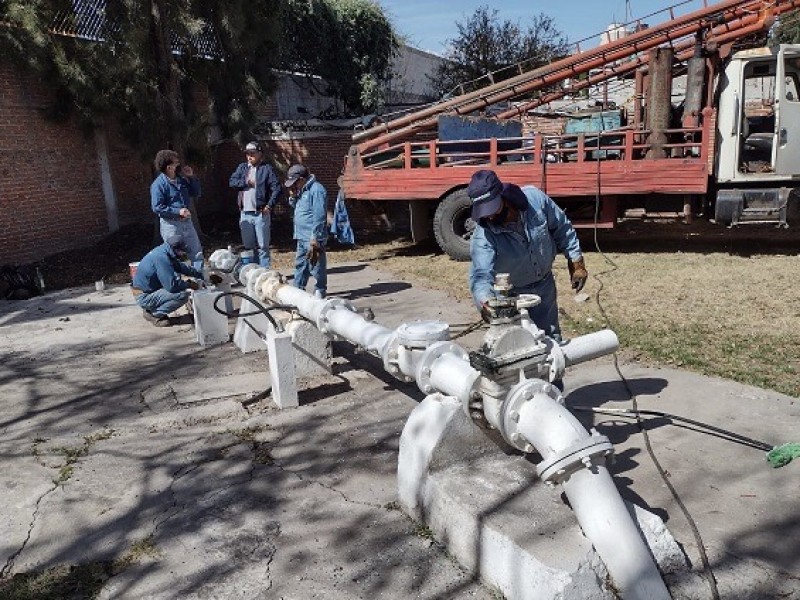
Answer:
[
  {"xmin": 0, "ymin": 264, "xmax": 494, "ymax": 599},
  {"xmin": 1, "ymin": 262, "xmax": 799, "ymax": 599}
]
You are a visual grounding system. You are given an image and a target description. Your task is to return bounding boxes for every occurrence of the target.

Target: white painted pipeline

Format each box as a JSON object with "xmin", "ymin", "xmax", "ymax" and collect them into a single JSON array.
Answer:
[
  {"xmin": 260, "ymin": 276, "xmax": 665, "ymax": 596},
  {"xmin": 325, "ymin": 308, "xmax": 395, "ymax": 356},
  {"xmin": 426, "ymin": 352, "xmax": 481, "ymax": 401},
  {"xmin": 561, "ymin": 329, "xmax": 619, "ymax": 367},
  {"xmin": 516, "ymin": 394, "xmax": 670, "ymax": 600},
  {"xmin": 263, "ymin": 281, "xmax": 394, "ymax": 358},
  {"xmin": 269, "ymin": 283, "xmax": 326, "ymax": 324},
  {"xmin": 263, "ymin": 279, "xmax": 478, "ymax": 399}
]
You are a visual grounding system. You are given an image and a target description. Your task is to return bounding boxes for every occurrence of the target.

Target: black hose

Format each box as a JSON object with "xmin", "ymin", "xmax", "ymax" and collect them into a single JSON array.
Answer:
[
  {"xmin": 211, "ymin": 290, "xmax": 296, "ymax": 334},
  {"xmin": 571, "ymin": 406, "xmax": 773, "ymax": 452}
]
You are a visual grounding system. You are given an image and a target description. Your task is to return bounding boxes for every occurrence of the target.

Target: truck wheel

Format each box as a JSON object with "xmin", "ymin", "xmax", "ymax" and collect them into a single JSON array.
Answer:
[{"xmin": 434, "ymin": 189, "xmax": 475, "ymax": 261}]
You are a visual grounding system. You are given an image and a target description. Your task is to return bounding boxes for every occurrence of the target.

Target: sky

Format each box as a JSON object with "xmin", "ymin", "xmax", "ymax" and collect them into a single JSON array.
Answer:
[{"xmin": 377, "ymin": 0, "xmax": 712, "ymax": 55}]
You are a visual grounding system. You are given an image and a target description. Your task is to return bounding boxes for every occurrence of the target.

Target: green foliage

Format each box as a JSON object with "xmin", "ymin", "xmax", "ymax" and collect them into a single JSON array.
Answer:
[
  {"xmin": 430, "ymin": 5, "xmax": 569, "ymax": 97},
  {"xmin": 772, "ymin": 9, "xmax": 800, "ymax": 44},
  {"xmin": 280, "ymin": 0, "xmax": 398, "ymax": 113},
  {"xmin": 0, "ymin": 0, "xmax": 282, "ymax": 158},
  {"xmin": 0, "ymin": 0, "xmax": 397, "ymax": 159}
]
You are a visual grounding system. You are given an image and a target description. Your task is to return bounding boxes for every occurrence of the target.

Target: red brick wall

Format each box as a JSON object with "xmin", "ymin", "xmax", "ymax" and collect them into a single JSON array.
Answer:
[
  {"xmin": 0, "ymin": 60, "xmax": 111, "ymax": 265},
  {"xmin": 1, "ymin": 55, "xmax": 403, "ymax": 266},
  {"xmin": 106, "ymin": 127, "xmax": 153, "ymax": 226}
]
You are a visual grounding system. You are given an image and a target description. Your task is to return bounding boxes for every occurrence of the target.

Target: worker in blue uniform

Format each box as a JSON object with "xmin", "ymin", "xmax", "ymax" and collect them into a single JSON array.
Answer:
[
  {"xmin": 285, "ymin": 164, "xmax": 329, "ymax": 299},
  {"xmin": 131, "ymin": 235, "xmax": 204, "ymax": 327},
  {"xmin": 468, "ymin": 169, "xmax": 588, "ymax": 341}
]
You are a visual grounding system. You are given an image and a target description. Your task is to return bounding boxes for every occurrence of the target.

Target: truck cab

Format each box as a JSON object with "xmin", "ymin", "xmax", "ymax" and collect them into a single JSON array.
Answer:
[{"xmin": 714, "ymin": 44, "xmax": 800, "ymax": 225}]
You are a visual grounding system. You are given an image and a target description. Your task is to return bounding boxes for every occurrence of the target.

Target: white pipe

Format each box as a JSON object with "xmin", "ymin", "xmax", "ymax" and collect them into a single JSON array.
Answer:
[
  {"xmin": 561, "ymin": 329, "xmax": 619, "ymax": 367},
  {"xmin": 517, "ymin": 394, "xmax": 670, "ymax": 600},
  {"xmin": 427, "ymin": 352, "xmax": 480, "ymax": 402},
  {"xmin": 272, "ymin": 282, "xmax": 395, "ymax": 356},
  {"xmin": 258, "ymin": 273, "xmax": 665, "ymax": 597},
  {"xmin": 325, "ymin": 308, "xmax": 394, "ymax": 355}
]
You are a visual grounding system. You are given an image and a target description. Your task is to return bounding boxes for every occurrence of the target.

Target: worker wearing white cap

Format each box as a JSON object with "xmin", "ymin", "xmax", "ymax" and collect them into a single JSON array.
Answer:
[{"xmin": 229, "ymin": 141, "xmax": 281, "ymax": 268}]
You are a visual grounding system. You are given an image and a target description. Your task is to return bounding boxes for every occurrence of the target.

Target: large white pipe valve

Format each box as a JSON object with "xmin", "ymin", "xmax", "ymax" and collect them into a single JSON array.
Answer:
[{"xmin": 208, "ymin": 248, "xmax": 239, "ymax": 272}]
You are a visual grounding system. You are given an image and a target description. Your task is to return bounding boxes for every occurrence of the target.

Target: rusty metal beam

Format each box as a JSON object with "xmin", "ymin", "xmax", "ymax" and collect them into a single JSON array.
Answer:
[{"xmin": 354, "ymin": 0, "xmax": 779, "ymax": 151}]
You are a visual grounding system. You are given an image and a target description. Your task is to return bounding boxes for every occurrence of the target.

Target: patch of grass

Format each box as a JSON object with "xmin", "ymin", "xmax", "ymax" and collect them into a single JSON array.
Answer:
[
  {"xmin": 252, "ymin": 442, "xmax": 274, "ymax": 465},
  {"xmin": 112, "ymin": 535, "xmax": 160, "ymax": 572},
  {"xmin": 44, "ymin": 428, "xmax": 116, "ymax": 486},
  {"xmin": 0, "ymin": 536, "xmax": 160, "ymax": 600},
  {"xmin": 412, "ymin": 522, "xmax": 435, "ymax": 541},
  {"xmin": 226, "ymin": 425, "xmax": 268, "ymax": 443},
  {"xmin": 0, "ymin": 563, "xmax": 114, "ymax": 600}
]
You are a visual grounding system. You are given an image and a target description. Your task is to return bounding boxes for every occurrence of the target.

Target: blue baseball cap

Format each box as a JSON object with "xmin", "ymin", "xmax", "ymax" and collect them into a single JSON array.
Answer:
[{"xmin": 467, "ymin": 170, "xmax": 504, "ymax": 220}]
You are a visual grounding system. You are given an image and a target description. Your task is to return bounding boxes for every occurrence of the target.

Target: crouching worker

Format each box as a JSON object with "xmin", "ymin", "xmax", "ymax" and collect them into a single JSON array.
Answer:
[{"xmin": 131, "ymin": 235, "xmax": 203, "ymax": 327}]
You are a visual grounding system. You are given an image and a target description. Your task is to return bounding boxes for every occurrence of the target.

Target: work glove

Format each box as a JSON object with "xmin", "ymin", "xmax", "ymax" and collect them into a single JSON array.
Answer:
[
  {"xmin": 567, "ymin": 258, "xmax": 588, "ymax": 293},
  {"xmin": 479, "ymin": 302, "xmax": 492, "ymax": 323},
  {"xmin": 306, "ymin": 242, "xmax": 323, "ymax": 267},
  {"xmin": 209, "ymin": 273, "xmax": 223, "ymax": 285}
]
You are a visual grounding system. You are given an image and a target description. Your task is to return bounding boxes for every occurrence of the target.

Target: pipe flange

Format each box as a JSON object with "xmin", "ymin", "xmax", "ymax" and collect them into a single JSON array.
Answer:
[
  {"xmin": 253, "ymin": 271, "xmax": 278, "ymax": 303},
  {"xmin": 238, "ymin": 263, "xmax": 262, "ymax": 287},
  {"xmin": 500, "ymin": 378, "xmax": 562, "ymax": 452},
  {"xmin": 316, "ymin": 297, "xmax": 356, "ymax": 335},
  {"xmin": 415, "ymin": 341, "xmax": 471, "ymax": 401},
  {"xmin": 536, "ymin": 433, "xmax": 614, "ymax": 485},
  {"xmin": 547, "ymin": 340, "xmax": 566, "ymax": 384},
  {"xmin": 380, "ymin": 332, "xmax": 405, "ymax": 380}
]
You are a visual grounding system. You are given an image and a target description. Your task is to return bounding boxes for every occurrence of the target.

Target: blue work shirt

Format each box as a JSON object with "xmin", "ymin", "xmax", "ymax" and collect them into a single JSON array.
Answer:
[
  {"xmin": 132, "ymin": 242, "xmax": 203, "ymax": 293},
  {"xmin": 470, "ymin": 185, "xmax": 582, "ymax": 307},
  {"xmin": 150, "ymin": 173, "xmax": 201, "ymax": 220},
  {"xmin": 229, "ymin": 161, "xmax": 281, "ymax": 210},
  {"xmin": 290, "ymin": 175, "xmax": 328, "ymax": 243}
]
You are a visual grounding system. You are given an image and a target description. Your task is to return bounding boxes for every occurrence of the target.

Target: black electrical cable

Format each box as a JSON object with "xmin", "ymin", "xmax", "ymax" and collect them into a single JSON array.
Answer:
[
  {"xmin": 590, "ymin": 116, "xmax": 720, "ymax": 600},
  {"xmin": 211, "ymin": 290, "xmax": 295, "ymax": 334},
  {"xmin": 571, "ymin": 406, "xmax": 773, "ymax": 452}
]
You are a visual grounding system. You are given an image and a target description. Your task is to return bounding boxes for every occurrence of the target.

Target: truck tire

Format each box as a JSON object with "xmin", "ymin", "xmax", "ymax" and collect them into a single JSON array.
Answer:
[{"xmin": 434, "ymin": 189, "xmax": 475, "ymax": 262}]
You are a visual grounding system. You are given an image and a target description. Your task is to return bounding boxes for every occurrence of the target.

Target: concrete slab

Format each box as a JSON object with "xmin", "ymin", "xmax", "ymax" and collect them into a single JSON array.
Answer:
[{"xmin": 0, "ymin": 262, "xmax": 797, "ymax": 599}]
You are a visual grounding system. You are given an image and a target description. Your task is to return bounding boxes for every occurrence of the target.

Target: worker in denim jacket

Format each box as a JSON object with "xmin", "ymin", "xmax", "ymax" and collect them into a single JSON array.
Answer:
[
  {"xmin": 132, "ymin": 235, "xmax": 203, "ymax": 327},
  {"xmin": 468, "ymin": 169, "xmax": 587, "ymax": 341},
  {"xmin": 285, "ymin": 164, "xmax": 328, "ymax": 298},
  {"xmin": 150, "ymin": 149, "xmax": 204, "ymax": 272},
  {"xmin": 228, "ymin": 142, "xmax": 282, "ymax": 268}
]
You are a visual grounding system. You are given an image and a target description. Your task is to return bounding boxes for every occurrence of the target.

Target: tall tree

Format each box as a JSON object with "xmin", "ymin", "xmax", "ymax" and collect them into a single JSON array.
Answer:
[
  {"xmin": 0, "ymin": 0, "xmax": 397, "ymax": 159},
  {"xmin": 431, "ymin": 5, "xmax": 569, "ymax": 97},
  {"xmin": 773, "ymin": 9, "xmax": 800, "ymax": 44},
  {"xmin": 280, "ymin": 0, "xmax": 398, "ymax": 114},
  {"xmin": 0, "ymin": 0, "xmax": 283, "ymax": 157}
]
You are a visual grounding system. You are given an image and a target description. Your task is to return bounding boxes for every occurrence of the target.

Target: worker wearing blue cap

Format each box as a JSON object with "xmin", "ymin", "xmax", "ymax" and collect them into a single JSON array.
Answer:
[
  {"xmin": 467, "ymin": 169, "xmax": 587, "ymax": 340},
  {"xmin": 131, "ymin": 235, "xmax": 204, "ymax": 327}
]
